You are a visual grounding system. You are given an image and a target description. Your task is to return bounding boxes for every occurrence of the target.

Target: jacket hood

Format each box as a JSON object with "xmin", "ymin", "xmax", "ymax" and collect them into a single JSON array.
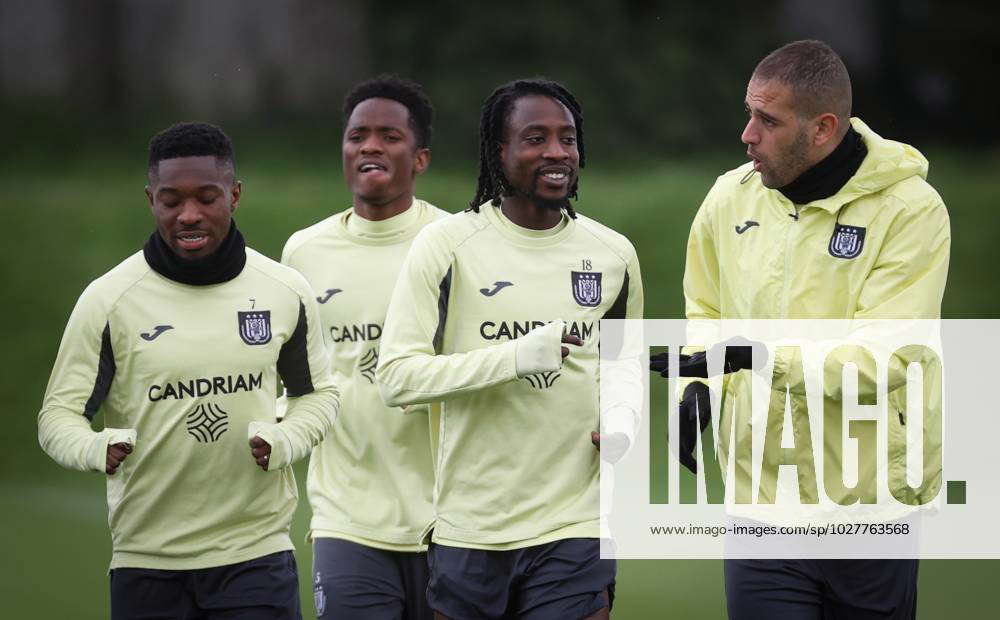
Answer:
[{"xmin": 808, "ymin": 117, "xmax": 929, "ymax": 212}]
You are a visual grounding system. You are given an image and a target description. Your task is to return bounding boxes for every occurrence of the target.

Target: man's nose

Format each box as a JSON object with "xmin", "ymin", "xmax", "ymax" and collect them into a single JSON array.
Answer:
[
  {"xmin": 360, "ymin": 135, "xmax": 384, "ymax": 154},
  {"xmin": 741, "ymin": 119, "xmax": 758, "ymax": 146},
  {"xmin": 543, "ymin": 138, "xmax": 569, "ymax": 160},
  {"xmin": 177, "ymin": 200, "xmax": 203, "ymax": 224}
]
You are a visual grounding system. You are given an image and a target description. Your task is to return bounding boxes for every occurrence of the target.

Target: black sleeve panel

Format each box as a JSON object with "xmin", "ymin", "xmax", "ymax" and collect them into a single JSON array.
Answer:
[
  {"xmin": 599, "ymin": 270, "xmax": 631, "ymax": 360},
  {"xmin": 84, "ymin": 322, "xmax": 116, "ymax": 421},
  {"xmin": 278, "ymin": 301, "xmax": 314, "ymax": 397},
  {"xmin": 602, "ymin": 270, "xmax": 630, "ymax": 320},
  {"xmin": 432, "ymin": 266, "xmax": 453, "ymax": 354}
]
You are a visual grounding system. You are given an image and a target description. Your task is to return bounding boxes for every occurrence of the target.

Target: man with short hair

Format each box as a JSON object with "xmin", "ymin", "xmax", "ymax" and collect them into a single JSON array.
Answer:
[
  {"xmin": 281, "ymin": 75, "xmax": 447, "ymax": 619},
  {"xmin": 38, "ymin": 122, "xmax": 339, "ymax": 619},
  {"xmin": 377, "ymin": 78, "xmax": 643, "ymax": 620},
  {"xmin": 678, "ymin": 40, "xmax": 950, "ymax": 619}
]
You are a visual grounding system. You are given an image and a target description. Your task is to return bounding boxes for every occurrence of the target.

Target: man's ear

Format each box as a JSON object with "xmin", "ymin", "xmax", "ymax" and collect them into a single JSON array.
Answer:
[
  {"xmin": 413, "ymin": 148, "xmax": 431, "ymax": 176},
  {"xmin": 813, "ymin": 113, "xmax": 840, "ymax": 147},
  {"xmin": 145, "ymin": 186, "xmax": 154, "ymax": 211},
  {"xmin": 230, "ymin": 180, "xmax": 242, "ymax": 213}
]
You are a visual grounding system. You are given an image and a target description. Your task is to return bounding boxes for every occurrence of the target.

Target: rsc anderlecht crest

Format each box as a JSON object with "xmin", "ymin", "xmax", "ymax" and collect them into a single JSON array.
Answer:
[
  {"xmin": 828, "ymin": 224, "xmax": 866, "ymax": 259},
  {"xmin": 313, "ymin": 572, "xmax": 326, "ymax": 616},
  {"xmin": 238, "ymin": 310, "xmax": 272, "ymax": 345},
  {"xmin": 571, "ymin": 271, "xmax": 602, "ymax": 307}
]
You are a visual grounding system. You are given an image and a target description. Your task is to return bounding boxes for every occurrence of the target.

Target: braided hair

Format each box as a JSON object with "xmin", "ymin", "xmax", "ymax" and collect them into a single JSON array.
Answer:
[{"xmin": 469, "ymin": 78, "xmax": 585, "ymax": 219}]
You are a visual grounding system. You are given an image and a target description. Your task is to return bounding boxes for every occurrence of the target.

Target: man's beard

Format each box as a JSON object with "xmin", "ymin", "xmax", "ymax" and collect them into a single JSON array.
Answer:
[
  {"xmin": 771, "ymin": 129, "xmax": 811, "ymax": 188},
  {"xmin": 531, "ymin": 194, "xmax": 570, "ymax": 211},
  {"xmin": 506, "ymin": 176, "xmax": 573, "ymax": 211}
]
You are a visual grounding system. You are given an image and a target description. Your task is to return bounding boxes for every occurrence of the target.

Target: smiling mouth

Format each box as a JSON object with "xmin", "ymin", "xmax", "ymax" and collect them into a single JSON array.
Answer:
[
  {"xmin": 358, "ymin": 163, "xmax": 388, "ymax": 173},
  {"xmin": 176, "ymin": 232, "xmax": 208, "ymax": 250},
  {"xmin": 538, "ymin": 167, "xmax": 572, "ymax": 184}
]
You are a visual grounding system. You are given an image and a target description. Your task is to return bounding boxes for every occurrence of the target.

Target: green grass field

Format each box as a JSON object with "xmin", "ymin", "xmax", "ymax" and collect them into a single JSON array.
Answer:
[{"xmin": 2, "ymin": 148, "xmax": 998, "ymax": 617}]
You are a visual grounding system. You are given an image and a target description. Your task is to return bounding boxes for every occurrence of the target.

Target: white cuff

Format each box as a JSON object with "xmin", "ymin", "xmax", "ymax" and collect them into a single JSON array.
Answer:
[
  {"xmin": 248, "ymin": 421, "xmax": 289, "ymax": 470},
  {"xmin": 92, "ymin": 427, "xmax": 137, "ymax": 473},
  {"xmin": 602, "ymin": 405, "xmax": 636, "ymax": 443},
  {"xmin": 514, "ymin": 320, "xmax": 565, "ymax": 378}
]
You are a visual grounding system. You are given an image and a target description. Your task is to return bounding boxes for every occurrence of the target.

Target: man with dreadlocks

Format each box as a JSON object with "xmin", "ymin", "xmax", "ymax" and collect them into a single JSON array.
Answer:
[
  {"xmin": 377, "ymin": 78, "xmax": 643, "ymax": 619},
  {"xmin": 281, "ymin": 75, "xmax": 448, "ymax": 619}
]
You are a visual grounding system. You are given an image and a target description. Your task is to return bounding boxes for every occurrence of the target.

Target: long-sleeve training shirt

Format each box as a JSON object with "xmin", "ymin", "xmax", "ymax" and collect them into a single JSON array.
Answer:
[
  {"xmin": 38, "ymin": 248, "xmax": 339, "ymax": 570},
  {"xmin": 282, "ymin": 199, "xmax": 448, "ymax": 551},
  {"xmin": 377, "ymin": 204, "xmax": 643, "ymax": 550}
]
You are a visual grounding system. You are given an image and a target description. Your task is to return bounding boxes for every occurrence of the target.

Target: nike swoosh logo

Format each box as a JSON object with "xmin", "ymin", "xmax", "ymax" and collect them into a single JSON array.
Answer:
[
  {"xmin": 480, "ymin": 281, "xmax": 513, "ymax": 296},
  {"xmin": 140, "ymin": 325, "xmax": 174, "ymax": 341},
  {"xmin": 735, "ymin": 221, "xmax": 760, "ymax": 234},
  {"xmin": 316, "ymin": 289, "xmax": 343, "ymax": 304}
]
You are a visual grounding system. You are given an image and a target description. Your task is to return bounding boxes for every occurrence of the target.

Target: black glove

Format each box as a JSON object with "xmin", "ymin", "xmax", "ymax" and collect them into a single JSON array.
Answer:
[
  {"xmin": 649, "ymin": 337, "xmax": 767, "ymax": 378},
  {"xmin": 677, "ymin": 382, "xmax": 712, "ymax": 473},
  {"xmin": 650, "ymin": 350, "xmax": 717, "ymax": 377}
]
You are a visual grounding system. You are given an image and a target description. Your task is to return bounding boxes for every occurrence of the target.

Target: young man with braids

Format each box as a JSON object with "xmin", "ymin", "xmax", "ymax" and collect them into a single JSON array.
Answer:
[
  {"xmin": 37, "ymin": 122, "xmax": 340, "ymax": 618},
  {"xmin": 377, "ymin": 78, "xmax": 643, "ymax": 619},
  {"xmin": 281, "ymin": 75, "xmax": 448, "ymax": 619}
]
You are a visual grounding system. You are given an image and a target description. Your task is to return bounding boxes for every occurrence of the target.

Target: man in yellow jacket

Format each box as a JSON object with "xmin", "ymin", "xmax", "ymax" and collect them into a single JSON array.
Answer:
[{"xmin": 681, "ymin": 40, "xmax": 950, "ymax": 619}]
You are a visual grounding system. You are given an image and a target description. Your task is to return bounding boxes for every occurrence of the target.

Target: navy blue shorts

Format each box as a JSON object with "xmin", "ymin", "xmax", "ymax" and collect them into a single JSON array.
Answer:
[
  {"xmin": 312, "ymin": 537, "xmax": 432, "ymax": 620},
  {"xmin": 110, "ymin": 550, "xmax": 301, "ymax": 620},
  {"xmin": 427, "ymin": 538, "xmax": 615, "ymax": 620},
  {"xmin": 725, "ymin": 558, "xmax": 918, "ymax": 620}
]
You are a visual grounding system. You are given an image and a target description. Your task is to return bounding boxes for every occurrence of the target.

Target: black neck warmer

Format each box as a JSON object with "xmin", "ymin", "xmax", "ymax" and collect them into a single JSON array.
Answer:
[
  {"xmin": 779, "ymin": 125, "xmax": 868, "ymax": 205},
  {"xmin": 143, "ymin": 222, "xmax": 246, "ymax": 286}
]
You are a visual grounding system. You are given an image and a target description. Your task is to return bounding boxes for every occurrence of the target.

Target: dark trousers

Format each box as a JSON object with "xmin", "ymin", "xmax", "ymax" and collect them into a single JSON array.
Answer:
[
  {"xmin": 312, "ymin": 537, "xmax": 432, "ymax": 620},
  {"xmin": 110, "ymin": 550, "xmax": 301, "ymax": 620},
  {"xmin": 725, "ymin": 558, "xmax": 919, "ymax": 620},
  {"xmin": 427, "ymin": 538, "xmax": 615, "ymax": 620}
]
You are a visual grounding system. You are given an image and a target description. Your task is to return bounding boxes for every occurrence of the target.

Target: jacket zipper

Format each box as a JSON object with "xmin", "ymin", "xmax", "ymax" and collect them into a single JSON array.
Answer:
[{"xmin": 780, "ymin": 204, "xmax": 800, "ymax": 317}]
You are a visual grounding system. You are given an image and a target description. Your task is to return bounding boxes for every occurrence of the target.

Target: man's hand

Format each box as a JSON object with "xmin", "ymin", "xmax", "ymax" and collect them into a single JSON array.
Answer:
[
  {"xmin": 106, "ymin": 442, "xmax": 132, "ymax": 475},
  {"xmin": 677, "ymin": 382, "xmax": 712, "ymax": 473},
  {"xmin": 561, "ymin": 333, "xmax": 583, "ymax": 359},
  {"xmin": 650, "ymin": 350, "xmax": 710, "ymax": 378},
  {"xmin": 649, "ymin": 337, "xmax": 768, "ymax": 378},
  {"xmin": 249, "ymin": 436, "xmax": 272, "ymax": 471},
  {"xmin": 515, "ymin": 320, "xmax": 574, "ymax": 378},
  {"xmin": 591, "ymin": 431, "xmax": 630, "ymax": 464}
]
